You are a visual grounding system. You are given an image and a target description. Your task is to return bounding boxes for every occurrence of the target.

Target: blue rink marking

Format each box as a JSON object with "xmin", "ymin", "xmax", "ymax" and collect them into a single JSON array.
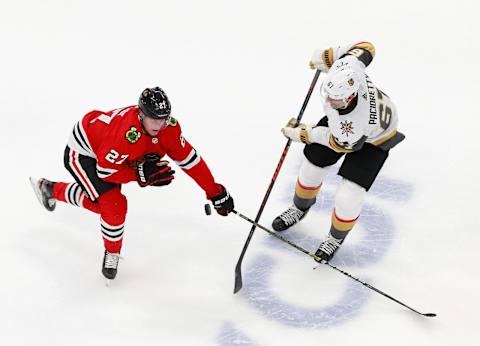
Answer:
[
  {"xmin": 216, "ymin": 322, "xmax": 259, "ymax": 346},
  {"xmin": 217, "ymin": 172, "xmax": 413, "ymax": 343},
  {"xmin": 243, "ymin": 254, "xmax": 371, "ymax": 328},
  {"xmin": 260, "ymin": 189, "xmax": 397, "ymax": 268}
]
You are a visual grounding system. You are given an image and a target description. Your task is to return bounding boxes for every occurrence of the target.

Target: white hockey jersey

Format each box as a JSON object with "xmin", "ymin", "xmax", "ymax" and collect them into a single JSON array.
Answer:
[{"xmin": 311, "ymin": 52, "xmax": 404, "ymax": 153}]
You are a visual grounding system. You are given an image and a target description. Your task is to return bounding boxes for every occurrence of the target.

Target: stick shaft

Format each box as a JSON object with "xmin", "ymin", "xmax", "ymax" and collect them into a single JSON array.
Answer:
[
  {"xmin": 233, "ymin": 210, "xmax": 315, "ymax": 258},
  {"xmin": 233, "ymin": 70, "xmax": 321, "ymax": 294},
  {"xmin": 326, "ymin": 263, "xmax": 435, "ymax": 317}
]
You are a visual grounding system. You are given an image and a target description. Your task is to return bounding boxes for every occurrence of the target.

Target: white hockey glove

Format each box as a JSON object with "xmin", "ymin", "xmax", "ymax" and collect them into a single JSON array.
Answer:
[
  {"xmin": 309, "ymin": 45, "xmax": 352, "ymax": 72},
  {"xmin": 281, "ymin": 118, "xmax": 314, "ymax": 144}
]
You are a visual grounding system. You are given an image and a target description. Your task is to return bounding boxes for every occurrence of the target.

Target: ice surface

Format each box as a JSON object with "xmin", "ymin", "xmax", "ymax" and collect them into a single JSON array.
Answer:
[{"xmin": 1, "ymin": 0, "xmax": 479, "ymax": 345}]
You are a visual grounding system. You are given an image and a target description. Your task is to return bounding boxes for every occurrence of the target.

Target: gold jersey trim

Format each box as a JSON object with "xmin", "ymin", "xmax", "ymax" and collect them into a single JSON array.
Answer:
[
  {"xmin": 372, "ymin": 130, "xmax": 397, "ymax": 146},
  {"xmin": 329, "ymin": 135, "xmax": 354, "ymax": 153}
]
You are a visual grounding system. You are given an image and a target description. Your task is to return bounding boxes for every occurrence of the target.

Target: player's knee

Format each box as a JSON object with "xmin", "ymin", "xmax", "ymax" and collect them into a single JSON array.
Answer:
[
  {"xmin": 298, "ymin": 158, "xmax": 328, "ymax": 187},
  {"xmin": 98, "ymin": 187, "xmax": 128, "ymax": 225},
  {"xmin": 335, "ymin": 179, "xmax": 366, "ymax": 219}
]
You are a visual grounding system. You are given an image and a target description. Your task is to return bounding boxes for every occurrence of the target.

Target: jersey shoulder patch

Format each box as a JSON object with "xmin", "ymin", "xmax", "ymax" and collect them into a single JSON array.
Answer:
[{"xmin": 168, "ymin": 117, "xmax": 178, "ymax": 127}]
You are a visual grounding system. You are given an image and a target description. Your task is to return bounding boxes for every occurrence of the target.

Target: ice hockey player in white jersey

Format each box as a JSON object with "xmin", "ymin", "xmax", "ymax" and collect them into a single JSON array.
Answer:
[{"xmin": 274, "ymin": 41, "xmax": 405, "ymax": 263}]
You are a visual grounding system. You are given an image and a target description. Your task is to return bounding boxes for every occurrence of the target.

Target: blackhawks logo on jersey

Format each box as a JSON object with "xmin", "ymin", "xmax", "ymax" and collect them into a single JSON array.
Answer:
[
  {"xmin": 340, "ymin": 121, "xmax": 355, "ymax": 137},
  {"xmin": 125, "ymin": 126, "xmax": 142, "ymax": 144}
]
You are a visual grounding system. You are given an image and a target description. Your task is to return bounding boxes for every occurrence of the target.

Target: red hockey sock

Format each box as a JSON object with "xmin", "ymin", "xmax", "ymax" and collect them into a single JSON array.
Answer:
[
  {"xmin": 53, "ymin": 182, "xmax": 100, "ymax": 213},
  {"xmin": 98, "ymin": 188, "xmax": 128, "ymax": 254},
  {"xmin": 103, "ymin": 239, "xmax": 123, "ymax": 253},
  {"xmin": 53, "ymin": 183, "xmax": 127, "ymax": 254}
]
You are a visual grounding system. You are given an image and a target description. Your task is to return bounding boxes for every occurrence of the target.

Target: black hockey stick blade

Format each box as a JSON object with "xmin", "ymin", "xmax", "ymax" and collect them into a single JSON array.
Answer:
[
  {"xmin": 234, "ymin": 262, "xmax": 243, "ymax": 293},
  {"xmin": 204, "ymin": 205, "xmax": 245, "ymax": 293}
]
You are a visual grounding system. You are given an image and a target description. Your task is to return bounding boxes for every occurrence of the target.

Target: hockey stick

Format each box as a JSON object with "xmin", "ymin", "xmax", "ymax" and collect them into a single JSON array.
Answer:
[
  {"xmin": 321, "ymin": 262, "xmax": 437, "ymax": 317},
  {"xmin": 233, "ymin": 69, "xmax": 322, "ymax": 294},
  {"xmin": 221, "ymin": 207, "xmax": 437, "ymax": 317}
]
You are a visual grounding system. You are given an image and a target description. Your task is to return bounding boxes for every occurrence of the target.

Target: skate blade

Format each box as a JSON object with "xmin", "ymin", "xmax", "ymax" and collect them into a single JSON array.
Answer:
[
  {"xmin": 313, "ymin": 261, "xmax": 327, "ymax": 270},
  {"xmin": 105, "ymin": 278, "xmax": 112, "ymax": 287},
  {"xmin": 29, "ymin": 177, "xmax": 44, "ymax": 207},
  {"xmin": 29, "ymin": 177, "xmax": 56, "ymax": 211}
]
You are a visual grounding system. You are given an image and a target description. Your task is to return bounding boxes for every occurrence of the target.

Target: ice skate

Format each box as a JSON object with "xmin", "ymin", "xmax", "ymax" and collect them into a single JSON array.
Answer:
[
  {"xmin": 272, "ymin": 204, "xmax": 309, "ymax": 231},
  {"xmin": 102, "ymin": 250, "xmax": 121, "ymax": 283},
  {"xmin": 314, "ymin": 234, "xmax": 344, "ymax": 263},
  {"xmin": 29, "ymin": 177, "xmax": 56, "ymax": 212}
]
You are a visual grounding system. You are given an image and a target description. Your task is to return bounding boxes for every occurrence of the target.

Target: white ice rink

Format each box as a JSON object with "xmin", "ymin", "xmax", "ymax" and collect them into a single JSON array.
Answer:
[{"xmin": 1, "ymin": 1, "xmax": 480, "ymax": 345}]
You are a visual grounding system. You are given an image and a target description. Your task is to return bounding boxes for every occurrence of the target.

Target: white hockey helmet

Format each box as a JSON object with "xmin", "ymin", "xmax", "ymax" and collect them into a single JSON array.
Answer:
[{"xmin": 321, "ymin": 65, "xmax": 361, "ymax": 109}]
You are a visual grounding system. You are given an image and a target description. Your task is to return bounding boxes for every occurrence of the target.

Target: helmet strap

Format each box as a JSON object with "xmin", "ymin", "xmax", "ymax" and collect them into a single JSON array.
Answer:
[
  {"xmin": 338, "ymin": 93, "xmax": 359, "ymax": 115},
  {"xmin": 339, "ymin": 92, "xmax": 357, "ymax": 109}
]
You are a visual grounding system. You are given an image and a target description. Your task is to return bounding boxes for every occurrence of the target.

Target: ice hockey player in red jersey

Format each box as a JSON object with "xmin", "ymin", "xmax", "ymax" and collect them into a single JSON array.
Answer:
[
  {"xmin": 30, "ymin": 87, "xmax": 234, "ymax": 280},
  {"xmin": 274, "ymin": 42, "xmax": 404, "ymax": 263}
]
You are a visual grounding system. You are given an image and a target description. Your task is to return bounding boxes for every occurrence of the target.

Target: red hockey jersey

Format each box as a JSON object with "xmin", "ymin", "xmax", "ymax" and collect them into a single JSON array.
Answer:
[{"xmin": 66, "ymin": 105, "xmax": 222, "ymax": 199}]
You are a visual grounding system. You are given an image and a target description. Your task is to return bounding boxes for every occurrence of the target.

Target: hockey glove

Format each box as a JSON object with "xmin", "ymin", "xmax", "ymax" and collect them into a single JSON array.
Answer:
[
  {"xmin": 309, "ymin": 45, "xmax": 351, "ymax": 71},
  {"xmin": 136, "ymin": 153, "xmax": 175, "ymax": 187},
  {"xmin": 281, "ymin": 117, "xmax": 314, "ymax": 144},
  {"xmin": 210, "ymin": 185, "xmax": 234, "ymax": 216}
]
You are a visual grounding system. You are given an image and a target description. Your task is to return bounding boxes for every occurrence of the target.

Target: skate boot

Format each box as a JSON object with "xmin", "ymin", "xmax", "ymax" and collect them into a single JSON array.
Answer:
[
  {"xmin": 314, "ymin": 234, "xmax": 344, "ymax": 263},
  {"xmin": 102, "ymin": 251, "xmax": 121, "ymax": 280},
  {"xmin": 29, "ymin": 177, "xmax": 56, "ymax": 211},
  {"xmin": 272, "ymin": 204, "xmax": 309, "ymax": 231}
]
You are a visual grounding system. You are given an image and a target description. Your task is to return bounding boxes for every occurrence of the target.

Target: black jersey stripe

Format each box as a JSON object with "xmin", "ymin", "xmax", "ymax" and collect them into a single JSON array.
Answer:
[
  {"xmin": 178, "ymin": 150, "xmax": 198, "ymax": 168},
  {"xmin": 75, "ymin": 122, "xmax": 92, "ymax": 152},
  {"xmin": 72, "ymin": 125, "xmax": 89, "ymax": 152}
]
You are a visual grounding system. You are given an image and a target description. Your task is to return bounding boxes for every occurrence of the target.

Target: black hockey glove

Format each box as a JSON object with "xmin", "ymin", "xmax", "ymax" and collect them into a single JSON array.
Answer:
[
  {"xmin": 210, "ymin": 185, "xmax": 234, "ymax": 216},
  {"xmin": 136, "ymin": 153, "xmax": 175, "ymax": 187}
]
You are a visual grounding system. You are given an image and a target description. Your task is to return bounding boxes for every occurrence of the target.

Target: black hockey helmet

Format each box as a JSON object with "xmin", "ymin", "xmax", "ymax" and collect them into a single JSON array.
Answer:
[{"xmin": 138, "ymin": 87, "xmax": 171, "ymax": 119}]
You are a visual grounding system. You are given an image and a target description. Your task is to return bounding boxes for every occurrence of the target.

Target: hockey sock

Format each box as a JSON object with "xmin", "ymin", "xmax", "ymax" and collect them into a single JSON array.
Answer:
[
  {"xmin": 329, "ymin": 209, "xmax": 359, "ymax": 240},
  {"xmin": 98, "ymin": 188, "xmax": 127, "ymax": 254},
  {"xmin": 103, "ymin": 238, "xmax": 123, "ymax": 253},
  {"xmin": 53, "ymin": 183, "xmax": 125, "ymax": 253},
  {"xmin": 52, "ymin": 182, "xmax": 100, "ymax": 213},
  {"xmin": 293, "ymin": 179, "xmax": 321, "ymax": 211}
]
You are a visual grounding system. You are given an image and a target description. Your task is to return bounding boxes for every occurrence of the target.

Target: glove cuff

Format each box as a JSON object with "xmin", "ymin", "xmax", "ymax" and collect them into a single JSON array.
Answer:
[
  {"xmin": 299, "ymin": 125, "xmax": 313, "ymax": 144},
  {"xmin": 322, "ymin": 47, "xmax": 335, "ymax": 69},
  {"xmin": 206, "ymin": 183, "xmax": 225, "ymax": 200}
]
